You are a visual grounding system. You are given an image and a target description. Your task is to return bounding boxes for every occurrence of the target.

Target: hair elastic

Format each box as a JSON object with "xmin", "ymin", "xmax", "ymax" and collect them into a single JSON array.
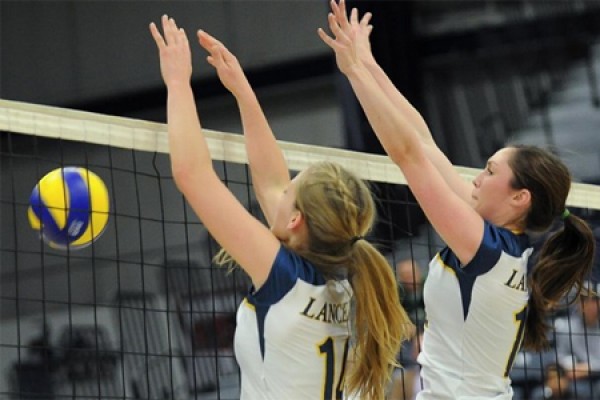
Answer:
[
  {"xmin": 561, "ymin": 209, "xmax": 570, "ymax": 220},
  {"xmin": 350, "ymin": 235, "xmax": 364, "ymax": 245}
]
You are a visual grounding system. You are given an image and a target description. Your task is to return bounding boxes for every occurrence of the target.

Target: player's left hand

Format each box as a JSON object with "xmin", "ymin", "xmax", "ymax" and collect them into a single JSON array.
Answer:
[
  {"xmin": 330, "ymin": 0, "xmax": 375, "ymax": 66},
  {"xmin": 149, "ymin": 15, "xmax": 193, "ymax": 89},
  {"xmin": 318, "ymin": 5, "xmax": 363, "ymax": 76}
]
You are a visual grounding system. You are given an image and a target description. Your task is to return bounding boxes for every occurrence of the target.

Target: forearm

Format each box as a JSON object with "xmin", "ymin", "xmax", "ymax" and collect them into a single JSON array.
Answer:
[
  {"xmin": 345, "ymin": 64, "xmax": 421, "ymax": 164},
  {"xmin": 234, "ymin": 87, "xmax": 290, "ymax": 222},
  {"xmin": 364, "ymin": 60, "xmax": 434, "ymax": 146},
  {"xmin": 365, "ymin": 60, "xmax": 472, "ymax": 202},
  {"xmin": 167, "ymin": 83, "xmax": 213, "ymax": 188}
]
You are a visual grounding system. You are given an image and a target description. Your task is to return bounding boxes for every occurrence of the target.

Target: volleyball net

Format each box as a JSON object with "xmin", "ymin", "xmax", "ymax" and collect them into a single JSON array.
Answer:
[{"xmin": 1, "ymin": 99, "xmax": 599, "ymax": 399}]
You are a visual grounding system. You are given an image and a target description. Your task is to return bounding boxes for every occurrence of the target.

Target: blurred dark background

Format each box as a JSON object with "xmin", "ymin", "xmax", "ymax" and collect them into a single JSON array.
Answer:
[
  {"xmin": 2, "ymin": 1, "xmax": 599, "ymax": 167},
  {"xmin": 3, "ymin": 0, "xmax": 600, "ymax": 264}
]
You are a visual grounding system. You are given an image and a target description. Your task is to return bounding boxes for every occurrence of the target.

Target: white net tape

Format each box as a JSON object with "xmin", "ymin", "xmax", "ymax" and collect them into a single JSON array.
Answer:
[{"xmin": 1, "ymin": 98, "xmax": 599, "ymax": 209}]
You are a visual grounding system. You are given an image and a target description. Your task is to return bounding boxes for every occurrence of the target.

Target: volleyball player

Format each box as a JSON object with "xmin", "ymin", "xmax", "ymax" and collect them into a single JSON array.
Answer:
[
  {"xmin": 319, "ymin": 1, "xmax": 596, "ymax": 398},
  {"xmin": 149, "ymin": 15, "xmax": 413, "ymax": 400}
]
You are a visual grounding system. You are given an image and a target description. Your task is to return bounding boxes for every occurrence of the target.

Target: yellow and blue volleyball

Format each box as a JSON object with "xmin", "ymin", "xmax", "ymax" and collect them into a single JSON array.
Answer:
[{"xmin": 28, "ymin": 167, "xmax": 110, "ymax": 249}]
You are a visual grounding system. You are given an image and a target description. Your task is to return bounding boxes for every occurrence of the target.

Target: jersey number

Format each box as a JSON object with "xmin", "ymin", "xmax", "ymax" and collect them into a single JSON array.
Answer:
[
  {"xmin": 319, "ymin": 337, "xmax": 350, "ymax": 400},
  {"xmin": 504, "ymin": 307, "xmax": 527, "ymax": 376}
]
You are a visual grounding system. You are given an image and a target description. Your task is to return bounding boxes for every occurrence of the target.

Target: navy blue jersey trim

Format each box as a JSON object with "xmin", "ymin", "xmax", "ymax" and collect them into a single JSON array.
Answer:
[
  {"xmin": 463, "ymin": 221, "xmax": 529, "ymax": 276},
  {"xmin": 440, "ymin": 221, "xmax": 530, "ymax": 320},
  {"xmin": 255, "ymin": 306, "xmax": 268, "ymax": 359},
  {"xmin": 245, "ymin": 245, "xmax": 327, "ymax": 358},
  {"xmin": 248, "ymin": 245, "xmax": 326, "ymax": 306},
  {"xmin": 439, "ymin": 247, "xmax": 477, "ymax": 320}
]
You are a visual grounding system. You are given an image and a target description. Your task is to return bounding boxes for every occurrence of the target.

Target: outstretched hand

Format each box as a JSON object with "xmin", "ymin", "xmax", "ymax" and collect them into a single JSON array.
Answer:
[
  {"xmin": 329, "ymin": 0, "xmax": 375, "ymax": 65},
  {"xmin": 197, "ymin": 30, "xmax": 250, "ymax": 98},
  {"xmin": 149, "ymin": 15, "xmax": 192, "ymax": 88},
  {"xmin": 318, "ymin": 0, "xmax": 373, "ymax": 75}
]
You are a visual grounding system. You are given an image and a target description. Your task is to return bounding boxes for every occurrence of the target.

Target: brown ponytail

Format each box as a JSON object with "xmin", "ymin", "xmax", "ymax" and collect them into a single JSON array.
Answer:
[
  {"xmin": 523, "ymin": 214, "xmax": 595, "ymax": 351},
  {"xmin": 508, "ymin": 146, "xmax": 596, "ymax": 351}
]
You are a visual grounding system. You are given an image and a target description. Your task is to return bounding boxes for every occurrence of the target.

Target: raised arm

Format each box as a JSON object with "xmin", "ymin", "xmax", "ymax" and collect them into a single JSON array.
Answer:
[
  {"xmin": 197, "ymin": 31, "xmax": 290, "ymax": 226},
  {"xmin": 329, "ymin": 0, "xmax": 472, "ymax": 204},
  {"xmin": 318, "ymin": 12, "xmax": 484, "ymax": 264},
  {"xmin": 149, "ymin": 16, "xmax": 280, "ymax": 287}
]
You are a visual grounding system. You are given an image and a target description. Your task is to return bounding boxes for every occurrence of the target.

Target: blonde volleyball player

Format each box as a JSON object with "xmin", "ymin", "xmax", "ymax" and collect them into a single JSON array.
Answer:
[
  {"xmin": 319, "ymin": 1, "xmax": 596, "ymax": 399},
  {"xmin": 150, "ymin": 15, "xmax": 413, "ymax": 400}
]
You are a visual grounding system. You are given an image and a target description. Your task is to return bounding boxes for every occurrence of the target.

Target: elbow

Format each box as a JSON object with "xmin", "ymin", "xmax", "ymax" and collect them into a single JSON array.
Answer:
[
  {"xmin": 172, "ymin": 159, "xmax": 216, "ymax": 196},
  {"xmin": 387, "ymin": 142, "xmax": 411, "ymax": 165},
  {"xmin": 377, "ymin": 122, "xmax": 425, "ymax": 164},
  {"xmin": 387, "ymin": 140, "xmax": 423, "ymax": 167},
  {"xmin": 171, "ymin": 161, "xmax": 196, "ymax": 194}
]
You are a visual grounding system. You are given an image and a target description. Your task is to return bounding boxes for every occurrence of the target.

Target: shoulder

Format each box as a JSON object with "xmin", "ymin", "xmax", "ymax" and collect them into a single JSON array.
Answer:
[
  {"xmin": 483, "ymin": 222, "xmax": 530, "ymax": 256},
  {"xmin": 251, "ymin": 246, "xmax": 327, "ymax": 305},
  {"xmin": 271, "ymin": 246, "xmax": 327, "ymax": 285},
  {"xmin": 461, "ymin": 221, "xmax": 531, "ymax": 275}
]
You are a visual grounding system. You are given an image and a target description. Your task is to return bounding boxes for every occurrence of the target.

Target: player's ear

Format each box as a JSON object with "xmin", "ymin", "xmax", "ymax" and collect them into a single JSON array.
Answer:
[
  {"xmin": 512, "ymin": 188, "xmax": 531, "ymax": 208},
  {"xmin": 288, "ymin": 210, "xmax": 304, "ymax": 230}
]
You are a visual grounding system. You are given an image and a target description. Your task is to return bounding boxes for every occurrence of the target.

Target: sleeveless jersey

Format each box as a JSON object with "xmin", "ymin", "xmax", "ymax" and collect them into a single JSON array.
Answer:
[
  {"xmin": 234, "ymin": 245, "xmax": 352, "ymax": 400},
  {"xmin": 417, "ymin": 222, "xmax": 532, "ymax": 400}
]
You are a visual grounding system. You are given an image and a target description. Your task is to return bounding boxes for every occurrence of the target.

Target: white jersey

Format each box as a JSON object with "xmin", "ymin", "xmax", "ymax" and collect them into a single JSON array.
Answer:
[
  {"xmin": 234, "ymin": 245, "xmax": 353, "ymax": 400},
  {"xmin": 417, "ymin": 222, "xmax": 533, "ymax": 400}
]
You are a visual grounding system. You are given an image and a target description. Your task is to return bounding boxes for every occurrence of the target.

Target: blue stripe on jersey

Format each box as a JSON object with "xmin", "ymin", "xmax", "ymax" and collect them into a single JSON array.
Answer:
[
  {"xmin": 440, "ymin": 221, "xmax": 530, "ymax": 319},
  {"xmin": 246, "ymin": 245, "xmax": 327, "ymax": 358}
]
